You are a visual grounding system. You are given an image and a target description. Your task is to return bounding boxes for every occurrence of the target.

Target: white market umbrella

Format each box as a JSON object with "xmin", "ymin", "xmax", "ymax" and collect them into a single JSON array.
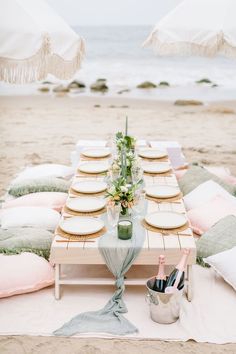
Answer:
[
  {"xmin": 0, "ymin": 0, "xmax": 85, "ymax": 83},
  {"xmin": 144, "ymin": 0, "xmax": 236, "ymax": 58}
]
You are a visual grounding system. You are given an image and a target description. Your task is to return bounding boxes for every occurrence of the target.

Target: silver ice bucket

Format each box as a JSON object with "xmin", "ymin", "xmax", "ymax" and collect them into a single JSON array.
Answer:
[{"xmin": 146, "ymin": 276, "xmax": 183, "ymax": 324}]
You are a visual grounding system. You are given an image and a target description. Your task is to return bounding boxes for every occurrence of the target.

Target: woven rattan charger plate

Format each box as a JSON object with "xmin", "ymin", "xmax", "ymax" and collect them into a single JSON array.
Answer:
[
  {"xmin": 145, "ymin": 192, "xmax": 183, "ymax": 203},
  {"xmin": 55, "ymin": 225, "xmax": 107, "ymax": 241},
  {"xmin": 69, "ymin": 187, "xmax": 106, "ymax": 198},
  {"xmin": 62, "ymin": 204, "xmax": 107, "ymax": 217},
  {"xmin": 141, "ymin": 218, "xmax": 190, "ymax": 235}
]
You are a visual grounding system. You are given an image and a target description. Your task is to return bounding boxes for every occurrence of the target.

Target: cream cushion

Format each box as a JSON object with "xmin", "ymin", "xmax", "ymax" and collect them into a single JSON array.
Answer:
[
  {"xmin": 13, "ymin": 164, "xmax": 73, "ymax": 183},
  {"xmin": 204, "ymin": 247, "xmax": 236, "ymax": 292},
  {"xmin": 0, "ymin": 207, "xmax": 60, "ymax": 230}
]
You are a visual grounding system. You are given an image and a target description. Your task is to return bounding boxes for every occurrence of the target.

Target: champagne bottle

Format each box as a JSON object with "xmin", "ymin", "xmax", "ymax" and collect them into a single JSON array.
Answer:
[
  {"xmin": 152, "ymin": 255, "xmax": 167, "ymax": 292},
  {"xmin": 165, "ymin": 249, "xmax": 190, "ymax": 293}
]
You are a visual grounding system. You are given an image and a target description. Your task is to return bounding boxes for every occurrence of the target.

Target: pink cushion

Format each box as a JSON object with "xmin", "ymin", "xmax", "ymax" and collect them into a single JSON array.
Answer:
[
  {"xmin": 0, "ymin": 253, "xmax": 54, "ymax": 298},
  {"xmin": 184, "ymin": 180, "xmax": 236, "ymax": 211},
  {"xmin": 2, "ymin": 192, "xmax": 67, "ymax": 212},
  {"xmin": 205, "ymin": 167, "xmax": 236, "ymax": 185},
  {"xmin": 187, "ymin": 195, "xmax": 236, "ymax": 235}
]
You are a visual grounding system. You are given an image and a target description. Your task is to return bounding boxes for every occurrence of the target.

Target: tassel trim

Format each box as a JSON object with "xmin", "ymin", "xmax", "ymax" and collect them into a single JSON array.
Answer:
[
  {"xmin": 143, "ymin": 30, "xmax": 236, "ymax": 58},
  {"xmin": 0, "ymin": 33, "xmax": 85, "ymax": 84}
]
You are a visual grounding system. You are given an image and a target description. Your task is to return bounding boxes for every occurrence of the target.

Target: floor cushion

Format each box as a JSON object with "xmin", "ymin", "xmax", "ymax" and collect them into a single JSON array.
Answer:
[
  {"xmin": 0, "ymin": 227, "xmax": 53, "ymax": 260},
  {"xmin": 205, "ymin": 166, "xmax": 236, "ymax": 185},
  {"xmin": 8, "ymin": 177, "xmax": 70, "ymax": 197},
  {"xmin": 187, "ymin": 195, "xmax": 236, "ymax": 235},
  {"xmin": 0, "ymin": 207, "xmax": 60, "ymax": 230},
  {"xmin": 197, "ymin": 215, "xmax": 236, "ymax": 265},
  {"xmin": 13, "ymin": 164, "xmax": 74, "ymax": 183},
  {"xmin": 0, "ymin": 252, "xmax": 54, "ymax": 298},
  {"xmin": 176, "ymin": 165, "xmax": 236, "ymax": 185},
  {"xmin": 2, "ymin": 192, "xmax": 67, "ymax": 212},
  {"xmin": 178, "ymin": 165, "xmax": 236, "ymax": 196},
  {"xmin": 204, "ymin": 247, "xmax": 236, "ymax": 292},
  {"xmin": 184, "ymin": 180, "xmax": 236, "ymax": 211}
]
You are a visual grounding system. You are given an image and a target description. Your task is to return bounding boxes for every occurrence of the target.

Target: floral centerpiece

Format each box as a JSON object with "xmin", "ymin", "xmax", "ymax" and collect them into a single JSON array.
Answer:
[
  {"xmin": 110, "ymin": 132, "xmax": 139, "ymax": 179},
  {"xmin": 106, "ymin": 176, "xmax": 140, "ymax": 216}
]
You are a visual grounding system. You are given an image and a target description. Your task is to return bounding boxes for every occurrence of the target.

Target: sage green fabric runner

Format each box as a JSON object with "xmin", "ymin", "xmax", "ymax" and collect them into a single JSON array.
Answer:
[{"xmin": 54, "ymin": 218, "xmax": 145, "ymax": 336}]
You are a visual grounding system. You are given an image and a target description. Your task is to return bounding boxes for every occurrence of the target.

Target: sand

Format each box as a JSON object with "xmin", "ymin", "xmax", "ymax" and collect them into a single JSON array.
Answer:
[
  {"xmin": 0, "ymin": 95, "xmax": 236, "ymax": 195},
  {"xmin": 0, "ymin": 94, "xmax": 236, "ymax": 353}
]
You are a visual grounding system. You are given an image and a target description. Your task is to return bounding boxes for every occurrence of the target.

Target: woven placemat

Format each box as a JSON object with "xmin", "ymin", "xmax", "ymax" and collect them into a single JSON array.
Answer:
[
  {"xmin": 76, "ymin": 170, "xmax": 108, "ymax": 178},
  {"xmin": 69, "ymin": 188, "xmax": 106, "ymax": 197},
  {"xmin": 62, "ymin": 205, "xmax": 107, "ymax": 217},
  {"xmin": 140, "ymin": 156, "xmax": 168, "ymax": 162},
  {"xmin": 80, "ymin": 154, "xmax": 111, "ymax": 161},
  {"xmin": 141, "ymin": 218, "xmax": 189, "ymax": 235},
  {"xmin": 145, "ymin": 192, "xmax": 183, "ymax": 203},
  {"xmin": 144, "ymin": 170, "xmax": 173, "ymax": 177},
  {"xmin": 55, "ymin": 226, "xmax": 106, "ymax": 240}
]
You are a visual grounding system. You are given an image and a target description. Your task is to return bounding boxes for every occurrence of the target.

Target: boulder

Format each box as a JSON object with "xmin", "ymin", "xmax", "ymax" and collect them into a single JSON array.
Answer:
[
  {"xmin": 174, "ymin": 100, "xmax": 203, "ymax": 106},
  {"xmin": 137, "ymin": 81, "xmax": 157, "ymax": 89},
  {"xmin": 158, "ymin": 81, "xmax": 170, "ymax": 87},
  {"xmin": 117, "ymin": 89, "xmax": 131, "ymax": 94},
  {"xmin": 42, "ymin": 81, "xmax": 54, "ymax": 85},
  {"xmin": 96, "ymin": 78, "xmax": 107, "ymax": 82},
  {"xmin": 38, "ymin": 86, "xmax": 50, "ymax": 93},
  {"xmin": 53, "ymin": 85, "xmax": 70, "ymax": 93},
  {"xmin": 90, "ymin": 80, "xmax": 108, "ymax": 92},
  {"xmin": 67, "ymin": 80, "xmax": 86, "ymax": 89},
  {"xmin": 196, "ymin": 78, "xmax": 212, "ymax": 84}
]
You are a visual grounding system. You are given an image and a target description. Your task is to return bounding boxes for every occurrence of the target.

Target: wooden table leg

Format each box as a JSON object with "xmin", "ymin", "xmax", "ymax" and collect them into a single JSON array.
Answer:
[
  {"xmin": 186, "ymin": 265, "xmax": 193, "ymax": 302},
  {"xmin": 55, "ymin": 264, "xmax": 60, "ymax": 300}
]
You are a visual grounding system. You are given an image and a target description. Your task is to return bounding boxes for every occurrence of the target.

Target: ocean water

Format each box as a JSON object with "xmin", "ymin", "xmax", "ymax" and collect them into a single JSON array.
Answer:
[{"xmin": 1, "ymin": 25, "xmax": 236, "ymax": 100}]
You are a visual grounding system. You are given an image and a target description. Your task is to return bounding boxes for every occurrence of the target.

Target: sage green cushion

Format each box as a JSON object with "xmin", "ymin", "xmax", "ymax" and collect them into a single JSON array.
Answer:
[
  {"xmin": 178, "ymin": 165, "xmax": 236, "ymax": 196},
  {"xmin": 8, "ymin": 177, "xmax": 70, "ymax": 197},
  {"xmin": 0, "ymin": 227, "xmax": 53, "ymax": 260},
  {"xmin": 197, "ymin": 215, "xmax": 236, "ymax": 266}
]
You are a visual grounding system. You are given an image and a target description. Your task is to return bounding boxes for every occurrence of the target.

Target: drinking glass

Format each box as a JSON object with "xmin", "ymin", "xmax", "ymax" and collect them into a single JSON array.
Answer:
[
  {"xmin": 131, "ymin": 165, "xmax": 143, "ymax": 184},
  {"xmin": 107, "ymin": 203, "xmax": 121, "ymax": 229},
  {"xmin": 133, "ymin": 190, "xmax": 146, "ymax": 217}
]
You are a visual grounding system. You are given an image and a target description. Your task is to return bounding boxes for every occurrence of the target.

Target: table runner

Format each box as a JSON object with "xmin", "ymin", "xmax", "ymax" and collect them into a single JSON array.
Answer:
[{"xmin": 53, "ymin": 218, "xmax": 145, "ymax": 336}]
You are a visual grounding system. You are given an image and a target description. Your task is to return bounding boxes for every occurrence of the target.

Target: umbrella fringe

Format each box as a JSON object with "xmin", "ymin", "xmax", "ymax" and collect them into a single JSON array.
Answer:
[
  {"xmin": 143, "ymin": 32, "xmax": 236, "ymax": 58},
  {"xmin": 48, "ymin": 38, "xmax": 85, "ymax": 80},
  {"xmin": 0, "ymin": 35, "xmax": 85, "ymax": 84}
]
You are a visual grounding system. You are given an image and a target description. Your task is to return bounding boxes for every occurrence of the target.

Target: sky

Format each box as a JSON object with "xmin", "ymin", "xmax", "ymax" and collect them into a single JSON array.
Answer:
[{"xmin": 47, "ymin": 0, "xmax": 182, "ymax": 26}]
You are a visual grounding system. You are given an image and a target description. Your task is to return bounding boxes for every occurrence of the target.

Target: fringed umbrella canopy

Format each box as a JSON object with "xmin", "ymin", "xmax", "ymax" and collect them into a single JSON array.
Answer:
[
  {"xmin": 0, "ymin": 0, "xmax": 85, "ymax": 83},
  {"xmin": 144, "ymin": 0, "xmax": 236, "ymax": 58}
]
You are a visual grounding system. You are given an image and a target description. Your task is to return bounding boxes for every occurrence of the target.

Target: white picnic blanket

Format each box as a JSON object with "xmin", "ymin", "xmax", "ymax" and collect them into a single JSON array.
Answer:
[{"xmin": 0, "ymin": 264, "xmax": 236, "ymax": 343}]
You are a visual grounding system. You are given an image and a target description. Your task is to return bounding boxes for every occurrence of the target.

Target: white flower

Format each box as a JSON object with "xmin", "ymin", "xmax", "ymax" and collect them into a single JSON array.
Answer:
[
  {"xmin": 121, "ymin": 186, "xmax": 128, "ymax": 193},
  {"xmin": 109, "ymin": 186, "xmax": 116, "ymax": 194},
  {"xmin": 112, "ymin": 163, "xmax": 120, "ymax": 170}
]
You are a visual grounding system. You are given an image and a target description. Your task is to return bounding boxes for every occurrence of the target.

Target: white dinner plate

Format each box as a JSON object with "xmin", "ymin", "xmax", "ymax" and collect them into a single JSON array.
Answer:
[
  {"xmin": 145, "ymin": 185, "xmax": 180, "ymax": 199},
  {"xmin": 82, "ymin": 148, "xmax": 111, "ymax": 158},
  {"xmin": 66, "ymin": 197, "xmax": 106, "ymax": 212},
  {"xmin": 72, "ymin": 180, "xmax": 107, "ymax": 194},
  {"xmin": 138, "ymin": 148, "xmax": 167, "ymax": 159},
  {"xmin": 142, "ymin": 162, "xmax": 171, "ymax": 174},
  {"xmin": 145, "ymin": 211, "xmax": 187, "ymax": 229},
  {"xmin": 60, "ymin": 217, "xmax": 104, "ymax": 235},
  {"xmin": 78, "ymin": 162, "xmax": 109, "ymax": 174}
]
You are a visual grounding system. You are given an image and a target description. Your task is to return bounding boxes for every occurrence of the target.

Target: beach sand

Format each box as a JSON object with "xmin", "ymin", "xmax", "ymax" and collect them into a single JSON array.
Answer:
[
  {"xmin": 0, "ymin": 94, "xmax": 236, "ymax": 195},
  {"xmin": 0, "ymin": 94, "xmax": 236, "ymax": 353}
]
